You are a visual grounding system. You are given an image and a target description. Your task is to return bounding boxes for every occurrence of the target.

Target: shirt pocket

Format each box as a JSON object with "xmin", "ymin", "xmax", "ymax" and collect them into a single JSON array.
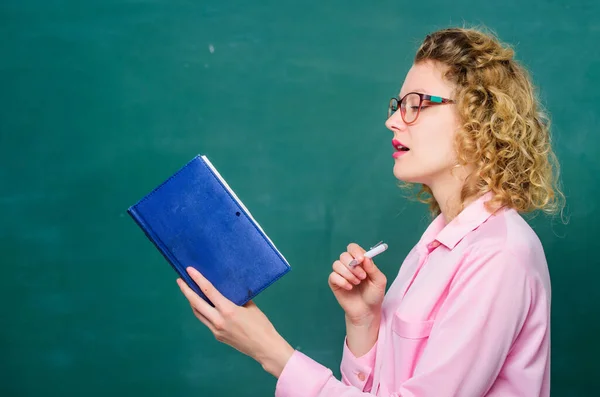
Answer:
[
  {"xmin": 389, "ymin": 312, "xmax": 434, "ymax": 384},
  {"xmin": 392, "ymin": 315, "xmax": 434, "ymax": 339}
]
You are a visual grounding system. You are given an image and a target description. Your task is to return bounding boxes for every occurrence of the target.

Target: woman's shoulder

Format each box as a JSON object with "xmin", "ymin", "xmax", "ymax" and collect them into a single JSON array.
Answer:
[
  {"xmin": 462, "ymin": 207, "xmax": 550, "ymax": 286},
  {"xmin": 473, "ymin": 207, "xmax": 545, "ymax": 257}
]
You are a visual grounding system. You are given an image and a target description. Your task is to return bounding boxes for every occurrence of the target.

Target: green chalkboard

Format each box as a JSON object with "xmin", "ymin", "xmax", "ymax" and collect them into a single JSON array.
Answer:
[{"xmin": 1, "ymin": 1, "xmax": 598, "ymax": 396}]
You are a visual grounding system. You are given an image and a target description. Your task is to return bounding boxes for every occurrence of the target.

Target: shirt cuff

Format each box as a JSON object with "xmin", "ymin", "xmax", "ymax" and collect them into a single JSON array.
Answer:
[
  {"xmin": 339, "ymin": 336, "xmax": 377, "ymax": 390},
  {"xmin": 275, "ymin": 350, "xmax": 334, "ymax": 397}
]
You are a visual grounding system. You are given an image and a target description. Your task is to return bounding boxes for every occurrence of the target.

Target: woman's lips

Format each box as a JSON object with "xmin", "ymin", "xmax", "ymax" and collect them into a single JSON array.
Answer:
[{"xmin": 392, "ymin": 139, "xmax": 410, "ymax": 158}]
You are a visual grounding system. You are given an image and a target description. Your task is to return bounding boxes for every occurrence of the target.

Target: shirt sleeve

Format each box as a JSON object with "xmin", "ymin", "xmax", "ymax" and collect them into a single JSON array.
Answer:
[
  {"xmin": 339, "ymin": 336, "xmax": 378, "ymax": 390},
  {"xmin": 274, "ymin": 247, "xmax": 542, "ymax": 397}
]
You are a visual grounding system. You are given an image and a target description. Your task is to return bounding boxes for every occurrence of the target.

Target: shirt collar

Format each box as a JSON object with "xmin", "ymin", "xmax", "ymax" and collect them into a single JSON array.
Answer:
[{"xmin": 419, "ymin": 191, "xmax": 500, "ymax": 251}]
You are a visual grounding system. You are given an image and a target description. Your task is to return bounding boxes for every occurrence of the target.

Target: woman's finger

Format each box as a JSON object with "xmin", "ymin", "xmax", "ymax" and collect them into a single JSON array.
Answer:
[
  {"xmin": 190, "ymin": 304, "xmax": 217, "ymax": 334},
  {"xmin": 186, "ymin": 267, "xmax": 235, "ymax": 312},
  {"xmin": 328, "ymin": 271, "xmax": 353, "ymax": 291},
  {"xmin": 347, "ymin": 244, "xmax": 384, "ymax": 284},
  {"xmin": 333, "ymin": 259, "xmax": 361, "ymax": 285},
  {"xmin": 339, "ymin": 252, "xmax": 367, "ymax": 280},
  {"xmin": 177, "ymin": 278, "xmax": 220, "ymax": 324},
  {"xmin": 361, "ymin": 257, "xmax": 387, "ymax": 287}
]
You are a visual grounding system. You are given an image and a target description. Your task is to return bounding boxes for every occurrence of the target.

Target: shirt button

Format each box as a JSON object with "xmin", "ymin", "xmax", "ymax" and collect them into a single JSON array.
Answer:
[
  {"xmin": 357, "ymin": 372, "xmax": 366, "ymax": 381},
  {"xmin": 427, "ymin": 240, "xmax": 441, "ymax": 251}
]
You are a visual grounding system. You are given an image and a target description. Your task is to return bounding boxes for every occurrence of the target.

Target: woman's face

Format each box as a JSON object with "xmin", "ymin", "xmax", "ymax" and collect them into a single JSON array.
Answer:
[{"xmin": 385, "ymin": 61, "xmax": 462, "ymax": 186}]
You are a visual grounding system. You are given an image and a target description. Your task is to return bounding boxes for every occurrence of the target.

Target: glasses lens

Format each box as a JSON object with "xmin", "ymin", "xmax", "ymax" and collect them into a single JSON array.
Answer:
[
  {"xmin": 388, "ymin": 98, "xmax": 398, "ymax": 118},
  {"xmin": 401, "ymin": 93, "xmax": 421, "ymax": 123}
]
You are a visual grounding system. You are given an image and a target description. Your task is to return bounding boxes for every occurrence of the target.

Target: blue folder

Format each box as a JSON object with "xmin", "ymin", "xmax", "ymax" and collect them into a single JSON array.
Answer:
[{"xmin": 127, "ymin": 155, "xmax": 291, "ymax": 306}]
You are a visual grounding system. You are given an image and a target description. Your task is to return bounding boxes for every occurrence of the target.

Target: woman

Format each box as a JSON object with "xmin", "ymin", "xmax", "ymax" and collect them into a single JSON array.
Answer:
[{"xmin": 176, "ymin": 26, "xmax": 565, "ymax": 396}]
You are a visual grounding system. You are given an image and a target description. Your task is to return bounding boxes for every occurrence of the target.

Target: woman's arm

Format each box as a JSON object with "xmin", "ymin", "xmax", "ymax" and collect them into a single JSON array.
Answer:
[
  {"xmin": 338, "ymin": 314, "xmax": 380, "ymax": 391},
  {"xmin": 345, "ymin": 313, "xmax": 380, "ymax": 357},
  {"xmin": 327, "ymin": 243, "xmax": 388, "ymax": 390}
]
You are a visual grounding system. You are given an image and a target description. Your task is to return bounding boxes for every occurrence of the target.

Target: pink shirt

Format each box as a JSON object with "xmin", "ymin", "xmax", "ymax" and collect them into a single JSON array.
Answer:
[{"xmin": 275, "ymin": 192, "xmax": 551, "ymax": 397}]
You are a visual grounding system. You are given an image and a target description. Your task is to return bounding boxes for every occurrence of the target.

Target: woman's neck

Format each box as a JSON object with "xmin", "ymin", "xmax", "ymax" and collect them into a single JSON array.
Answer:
[
  {"xmin": 428, "ymin": 167, "xmax": 476, "ymax": 224},
  {"xmin": 435, "ymin": 189, "xmax": 466, "ymax": 224}
]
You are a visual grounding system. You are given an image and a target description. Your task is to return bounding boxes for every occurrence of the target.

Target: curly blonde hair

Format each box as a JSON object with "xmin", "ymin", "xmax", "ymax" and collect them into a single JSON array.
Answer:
[{"xmin": 407, "ymin": 26, "xmax": 565, "ymax": 219}]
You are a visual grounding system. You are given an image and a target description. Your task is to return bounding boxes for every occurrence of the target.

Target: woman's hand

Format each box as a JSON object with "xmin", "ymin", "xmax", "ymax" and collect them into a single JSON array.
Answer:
[
  {"xmin": 177, "ymin": 267, "xmax": 295, "ymax": 378},
  {"xmin": 328, "ymin": 243, "xmax": 387, "ymax": 326}
]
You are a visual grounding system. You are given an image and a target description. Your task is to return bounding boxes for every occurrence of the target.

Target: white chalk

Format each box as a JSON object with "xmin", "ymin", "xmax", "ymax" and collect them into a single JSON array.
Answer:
[{"xmin": 347, "ymin": 242, "xmax": 388, "ymax": 268}]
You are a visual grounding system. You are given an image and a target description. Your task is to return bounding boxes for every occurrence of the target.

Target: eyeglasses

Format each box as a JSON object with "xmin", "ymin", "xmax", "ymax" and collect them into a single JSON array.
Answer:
[{"xmin": 388, "ymin": 92, "xmax": 455, "ymax": 124}]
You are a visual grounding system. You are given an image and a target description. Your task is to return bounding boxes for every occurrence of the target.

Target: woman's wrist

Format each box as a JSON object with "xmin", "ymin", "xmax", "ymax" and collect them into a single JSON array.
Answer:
[
  {"xmin": 257, "ymin": 333, "xmax": 295, "ymax": 378},
  {"xmin": 345, "ymin": 312, "xmax": 381, "ymax": 357}
]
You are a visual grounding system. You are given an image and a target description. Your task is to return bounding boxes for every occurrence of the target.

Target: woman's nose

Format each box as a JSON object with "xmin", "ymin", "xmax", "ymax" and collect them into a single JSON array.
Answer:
[{"xmin": 385, "ymin": 110, "xmax": 407, "ymax": 132}]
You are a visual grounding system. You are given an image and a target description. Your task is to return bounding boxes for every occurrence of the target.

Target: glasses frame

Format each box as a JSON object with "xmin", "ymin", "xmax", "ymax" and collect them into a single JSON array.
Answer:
[{"xmin": 388, "ymin": 92, "xmax": 455, "ymax": 124}]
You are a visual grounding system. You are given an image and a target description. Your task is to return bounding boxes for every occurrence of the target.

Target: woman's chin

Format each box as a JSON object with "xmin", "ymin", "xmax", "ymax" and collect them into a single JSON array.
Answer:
[{"xmin": 393, "ymin": 164, "xmax": 422, "ymax": 184}]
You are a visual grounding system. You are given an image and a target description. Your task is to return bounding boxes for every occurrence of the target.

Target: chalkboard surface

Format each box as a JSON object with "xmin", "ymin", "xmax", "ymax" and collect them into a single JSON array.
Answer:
[{"xmin": 1, "ymin": 1, "xmax": 598, "ymax": 396}]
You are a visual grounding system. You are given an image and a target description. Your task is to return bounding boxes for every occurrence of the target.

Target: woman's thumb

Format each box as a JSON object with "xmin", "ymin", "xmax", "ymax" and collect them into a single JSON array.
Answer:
[{"xmin": 360, "ymin": 256, "xmax": 386, "ymax": 286}]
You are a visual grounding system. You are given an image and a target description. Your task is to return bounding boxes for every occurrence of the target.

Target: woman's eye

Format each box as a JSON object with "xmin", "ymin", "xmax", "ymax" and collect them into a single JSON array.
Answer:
[{"xmin": 420, "ymin": 105, "xmax": 430, "ymax": 110}]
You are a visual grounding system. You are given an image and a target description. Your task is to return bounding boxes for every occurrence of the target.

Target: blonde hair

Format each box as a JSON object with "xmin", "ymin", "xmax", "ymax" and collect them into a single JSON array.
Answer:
[{"xmin": 407, "ymin": 26, "xmax": 565, "ymax": 219}]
